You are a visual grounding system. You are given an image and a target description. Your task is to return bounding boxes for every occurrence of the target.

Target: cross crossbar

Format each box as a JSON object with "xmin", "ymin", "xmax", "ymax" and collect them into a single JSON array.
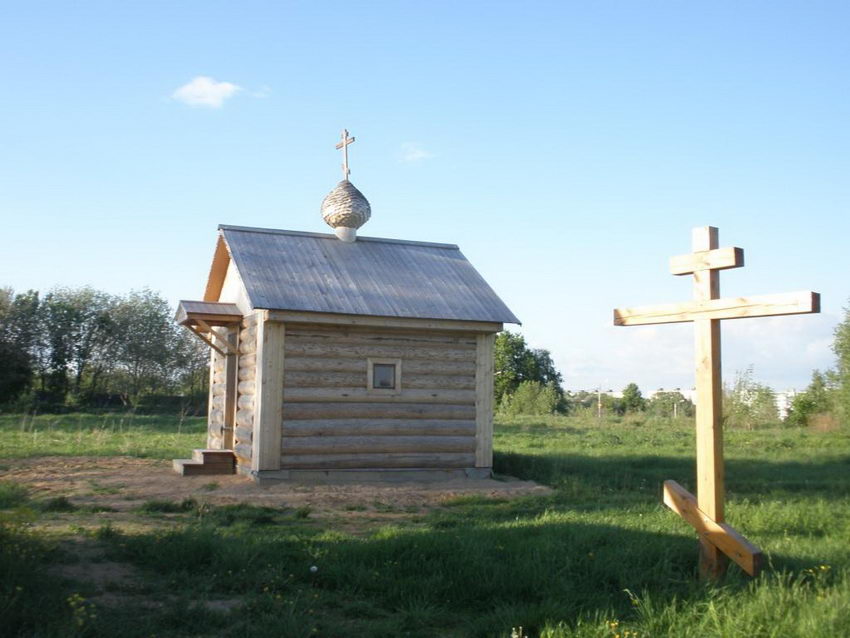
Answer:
[
  {"xmin": 670, "ymin": 246, "xmax": 744, "ymax": 275},
  {"xmin": 663, "ymin": 481, "xmax": 763, "ymax": 576},
  {"xmin": 613, "ymin": 291, "xmax": 820, "ymax": 326}
]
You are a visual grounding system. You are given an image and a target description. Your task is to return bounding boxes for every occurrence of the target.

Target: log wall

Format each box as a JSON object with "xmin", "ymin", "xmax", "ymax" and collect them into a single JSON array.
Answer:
[
  {"xmin": 280, "ymin": 324, "xmax": 481, "ymax": 470},
  {"xmin": 234, "ymin": 316, "xmax": 258, "ymax": 470},
  {"xmin": 206, "ymin": 338, "xmax": 228, "ymax": 450}
]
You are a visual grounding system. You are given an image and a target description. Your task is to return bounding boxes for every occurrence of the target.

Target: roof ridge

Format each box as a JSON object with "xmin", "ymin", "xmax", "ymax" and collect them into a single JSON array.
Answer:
[{"xmin": 218, "ymin": 224, "xmax": 459, "ymax": 250}]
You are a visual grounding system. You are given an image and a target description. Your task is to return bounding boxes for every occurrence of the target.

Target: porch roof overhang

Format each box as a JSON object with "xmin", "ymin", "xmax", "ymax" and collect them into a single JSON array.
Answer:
[{"xmin": 176, "ymin": 300, "xmax": 243, "ymax": 356}]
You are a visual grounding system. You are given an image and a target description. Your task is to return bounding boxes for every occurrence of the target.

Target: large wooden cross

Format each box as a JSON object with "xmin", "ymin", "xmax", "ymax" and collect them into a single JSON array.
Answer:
[
  {"xmin": 613, "ymin": 226, "xmax": 820, "ymax": 579},
  {"xmin": 336, "ymin": 129, "xmax": 355, "ymax": 180}
]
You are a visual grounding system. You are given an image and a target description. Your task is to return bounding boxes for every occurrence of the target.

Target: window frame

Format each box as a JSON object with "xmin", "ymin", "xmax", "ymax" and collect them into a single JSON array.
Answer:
[{"xmin": 367, "ymin": 357, "xmax": 402, "ymax": 395}]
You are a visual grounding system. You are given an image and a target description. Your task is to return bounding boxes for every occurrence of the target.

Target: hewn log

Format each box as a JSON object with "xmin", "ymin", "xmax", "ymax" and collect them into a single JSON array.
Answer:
[
  {"xmin": 213, "ymin": 358, "xmax": 226, "ymax": 373},
  {"xmin": 271, "ymin": 312, "xmax": 501, "ymax": 333},
  {"xmin": 282, "ymin": 387, "xmax": 475, "ymax": 404},
  {"xmin": 282, "ymin": 419, "xmax": 477, "ymax": 438},
  {"xmin": 281, "ymin": 452, "xmax": 475, "ymax": 469},
  {"xmin": 239, "ymin": 353, "xmax": 257, "ymax": 368},
  {"xmin": 213, "ymin": 372, "xmax": 226, "ymax": 386},
  {"xmin": 283, "ymin": 370, "xmax": 475, "ymax": 390},
  {"xmin": 239, "ymin": 338, "xmax": 257, "ymax": 355},
  {"xmin": 211, "ymin": 394, "xmax": 225, "ymax": 409},
  {"xmin": 284, "ymin": 342, "xmax": 475, "ymax": 362},
  {"xmin": 211, "ymin": 383, "xmax": 226, "ymax": 396},
  {"xmin": 283, "ymin": 402, "xmax": 476, "ymax": 420},
  {"xmin": 238, "ymin": 366, "xmax": 256, "ymax": 382},
  {"xmin": 235, "ymin": 408, "xmax": 254, "ymax": 427},
  {"xmin": 281, "ymin": 435, "xmax": 475, "ymax": 455},
  {"xmin": 283, "ymin": 330, "xmax": 477, "ymax": 349},
  {"xmin": 238, "ymin": 394, "xmax": 255, "ymax": 411},
  {"xmin": 235, "ymin": 425, "xmax": 253, "ymax": 443},
  {"xmin": 237, "ymin": 380, "xmax": 256, "ymax": 395},
  {"xmin": 283, "ymin": 356, "xmax": 476, "ymax": 375},
  {"xmin": 235, "ymin": 443, "xmax": 253, "ymax": 460},
  {"xmin": 208, "ymin": 409, "xmax": 224, "ymax": 426}
]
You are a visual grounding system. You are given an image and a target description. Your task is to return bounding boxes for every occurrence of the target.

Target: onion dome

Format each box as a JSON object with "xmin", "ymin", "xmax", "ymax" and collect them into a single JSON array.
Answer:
[{"xmin": 321, "ymin": 179, "xmax": 371, "ymax": 243}]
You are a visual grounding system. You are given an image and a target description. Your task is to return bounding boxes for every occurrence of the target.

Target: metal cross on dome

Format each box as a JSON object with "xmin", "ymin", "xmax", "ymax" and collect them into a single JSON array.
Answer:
[{"xmin": 336, "ymin": 129, "xmax": 355, "ymax": 180}]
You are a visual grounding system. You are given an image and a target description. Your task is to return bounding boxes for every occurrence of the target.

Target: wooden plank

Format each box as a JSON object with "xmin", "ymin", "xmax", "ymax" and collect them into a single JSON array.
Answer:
[
  {"xmin": 282, "ymin": 402, "xmax": 476, "ymax": 421},
  {"xmin": 613, "ymin": 291, "xmax": 820, "ymax": 326},
  {"xmin": 670, "ymin": 246, "xmax": 744, "ymax": 276},
  {"xmin": 196, "ymin": 319, "xmax": 238, "ymax": 354},
  {"xmin": 281, "ymin": 419, "xmax": 476, "ymax": 437},
  {"xmin": 283, "ymin": 356, "xmax": 476, "ymax": 376},
  {"xmin": 203, "ymin": 234, "xmax": 231, "ymax": 302},
  {"xmin": 281, "ymin": 435, "xmax": 476, "ymax": 455},
  {"xmin": 475, "ymin": 332, "xmax": 495, "ymax": 468},
  {"xmin": 252, "ymin": 314, "xmax": 285, "ymax": 471},
  {"xmin": 282, "ymin": 387, "xmax": 476, "ymax": 404},
  {"xmin": 281, "ymin": 452, "xmax": 475, "ymax": 469},
  {"xmin": 663, "ymin": 481, "xmax": 762, "ymax": 576},
  {"xmin": 268, "ymin": 310, "xmax": 502, "ymax": 333}
]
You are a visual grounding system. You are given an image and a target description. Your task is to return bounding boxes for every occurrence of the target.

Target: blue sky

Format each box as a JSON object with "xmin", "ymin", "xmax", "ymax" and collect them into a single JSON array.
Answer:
[{"xmin": 1, "ymin": 1, "xmax": 848, "ymax": 392}]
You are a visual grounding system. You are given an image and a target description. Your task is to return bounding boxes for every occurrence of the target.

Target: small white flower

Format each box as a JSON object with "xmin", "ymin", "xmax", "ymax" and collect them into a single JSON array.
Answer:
[{"xmin": 310, "ymin": 565, "xmax": 318, "ymax": 573}]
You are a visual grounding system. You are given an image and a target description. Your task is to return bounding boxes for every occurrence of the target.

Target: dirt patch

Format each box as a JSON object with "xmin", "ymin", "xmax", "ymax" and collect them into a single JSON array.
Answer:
[{"xmin": 1, "ymin": 456, "xmax": 550, "ymax": 533}]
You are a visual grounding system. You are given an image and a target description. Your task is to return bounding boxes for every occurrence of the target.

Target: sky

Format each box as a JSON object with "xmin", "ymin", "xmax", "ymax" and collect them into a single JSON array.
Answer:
[{"xmin": 1, "ymin": 1, "xmax": 848, "ymax": 393}]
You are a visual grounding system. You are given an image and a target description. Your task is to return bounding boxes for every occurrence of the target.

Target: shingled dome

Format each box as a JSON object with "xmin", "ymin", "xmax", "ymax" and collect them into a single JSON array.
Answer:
[{"xmin": 321, "ymin": 180, "xmax": 371, "ymax": 242}]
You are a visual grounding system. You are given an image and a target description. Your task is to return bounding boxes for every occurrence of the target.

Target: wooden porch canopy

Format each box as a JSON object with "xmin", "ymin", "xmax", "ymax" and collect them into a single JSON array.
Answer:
[{"xmin": 176, "ymin": 300, "xmax": 243, "ymax": 356}]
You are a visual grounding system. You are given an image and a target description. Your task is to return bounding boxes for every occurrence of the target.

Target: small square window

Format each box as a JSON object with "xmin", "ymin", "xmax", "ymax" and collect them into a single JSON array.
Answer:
[
  {"xmin": 372, "ymin": 364, "xmax": 396, "ymax": 389},
  {"xmin": 367, "ymin": 358, "xmax": 402, "ymax": 394}
]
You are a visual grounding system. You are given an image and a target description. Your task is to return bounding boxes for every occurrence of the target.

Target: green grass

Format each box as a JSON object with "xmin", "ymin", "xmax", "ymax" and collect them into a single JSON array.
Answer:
[
  {"xmin": 0, "ymin": 412, "xmax": 206, "ymax": 459},
  {"xmin": 1, "ymin": 413, "xmax": 849, "ymax": 636}
]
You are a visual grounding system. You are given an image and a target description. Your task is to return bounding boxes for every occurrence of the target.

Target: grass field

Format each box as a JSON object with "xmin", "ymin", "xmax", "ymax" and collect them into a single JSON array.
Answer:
[{"xmin": 1, "ymin": 412, "xmax": 849, "ymax": 637}]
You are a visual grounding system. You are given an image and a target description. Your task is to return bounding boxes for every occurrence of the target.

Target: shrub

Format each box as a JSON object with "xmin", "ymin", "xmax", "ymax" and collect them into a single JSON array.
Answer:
[{"xmin": 499, "ymin": 381, "xmax": 562, "ymax": 416}]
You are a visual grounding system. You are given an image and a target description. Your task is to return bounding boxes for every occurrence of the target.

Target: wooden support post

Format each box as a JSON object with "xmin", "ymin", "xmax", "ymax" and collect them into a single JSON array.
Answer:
[
  {"xmin": 223, "ymin": 329, "xmax": 238, "ymax": 450},
  {"xmin": 613, "ymin": 226, "xmax": 820, "ymax": 580},
  {"xmin": 475, "ymin": 333, "xmax": 496, "ymax": 468},
  {"xmin": 252, "ymin": 312, "xmax": 285, "ymax": 472}
]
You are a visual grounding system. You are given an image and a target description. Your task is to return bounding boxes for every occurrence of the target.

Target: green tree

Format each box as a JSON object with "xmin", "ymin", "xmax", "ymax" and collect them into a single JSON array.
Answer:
[
  {"xmin": 786, "ymin": 370, "xmax": 834, "ymax": 427},
  {"xmin": 499, "ymin": 380, "xmax": 562, "ymax": 416},
  {"xmin": 832, "ymin": 302, "xmax": 850, "ymax": 425},
  {"xmin": 621, "ymin": 382, "xmax": 646, "ymax": 413},
  {"xmin": 723, "ymin": 367, "xmax": 779, "ymax": 429},
  {"xmin": 494, "ymin": 331, "xmax": 563, "ymax": 408},
  {"xmin": 648, "ymin": 390, "xmax": 694, "ymax": 418},
  {"xmin": 109, "ymin": 289, "xmax": 184, "ymax": 402}
]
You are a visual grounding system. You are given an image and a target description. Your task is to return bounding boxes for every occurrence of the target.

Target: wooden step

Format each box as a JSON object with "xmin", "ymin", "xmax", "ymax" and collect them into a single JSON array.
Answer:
[
  {"xmin": 173, "ymin": 458, "xmax": 235, "ymax": 476},
  {"xmin": 192, "ymin": 449, "xmax": 236, "ymax": 465}
]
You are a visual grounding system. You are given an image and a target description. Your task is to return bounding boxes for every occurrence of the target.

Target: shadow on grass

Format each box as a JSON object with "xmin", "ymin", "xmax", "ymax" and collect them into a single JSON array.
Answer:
[{"xmin": 495, "ymin": 450, "xmax": 850, "ymax": 503}]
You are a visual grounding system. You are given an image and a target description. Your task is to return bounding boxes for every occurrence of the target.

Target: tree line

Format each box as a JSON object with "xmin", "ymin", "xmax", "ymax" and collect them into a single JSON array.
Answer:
[{"xmin": 0, "ymin": 287, "xmax": 208, "ymax": 411}]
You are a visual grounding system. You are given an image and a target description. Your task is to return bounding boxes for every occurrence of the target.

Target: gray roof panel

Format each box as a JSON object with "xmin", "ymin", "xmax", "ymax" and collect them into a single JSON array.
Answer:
[{"xmin": 220, "ymin": 225, "xmax": 519, "ymax": 324}]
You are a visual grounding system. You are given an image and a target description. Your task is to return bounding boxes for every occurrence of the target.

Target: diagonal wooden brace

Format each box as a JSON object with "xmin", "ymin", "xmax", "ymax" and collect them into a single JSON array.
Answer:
[{"xmin": 663, "ymin": 480, "xmax": 763, "ymax": 577}]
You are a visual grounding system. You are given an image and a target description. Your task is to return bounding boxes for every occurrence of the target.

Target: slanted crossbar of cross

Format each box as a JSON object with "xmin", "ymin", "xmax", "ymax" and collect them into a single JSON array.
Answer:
[{"xmin": 613, "ymin": 226, "xmax": 820, "ymax": 579}]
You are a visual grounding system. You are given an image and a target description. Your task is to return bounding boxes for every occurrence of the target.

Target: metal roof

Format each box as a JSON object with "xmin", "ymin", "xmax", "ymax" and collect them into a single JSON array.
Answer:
[
  {"xmin": 175, "ymin": 301, "xmax": 242, "ymax": 326},
  {"xmin": 219, "ymin": 225, "xmax": 520, "ymax": 324}
]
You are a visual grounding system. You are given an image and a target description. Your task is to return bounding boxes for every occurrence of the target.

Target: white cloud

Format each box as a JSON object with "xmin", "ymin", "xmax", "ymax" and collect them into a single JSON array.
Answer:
[
  {"xmin": 399, "ymin": 143, "xmax": 434, "ymax": 163},
  {"xmin": 171, "ymin": 76, "xmax": 242, "ymax": 108}
]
